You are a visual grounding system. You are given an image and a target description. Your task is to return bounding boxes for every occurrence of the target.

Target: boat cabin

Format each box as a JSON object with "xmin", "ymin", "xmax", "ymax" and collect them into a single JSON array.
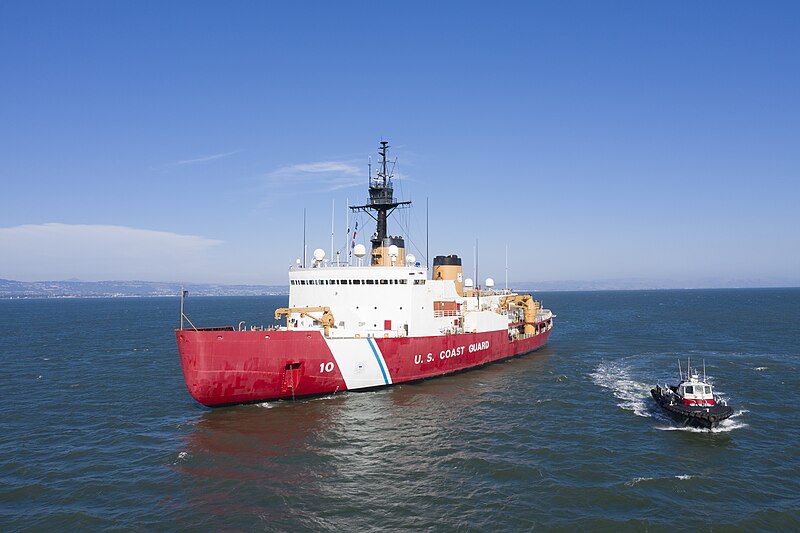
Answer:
[{"xmin": 675, "ymin": 372, "xmax": 716, "ymax": 406}]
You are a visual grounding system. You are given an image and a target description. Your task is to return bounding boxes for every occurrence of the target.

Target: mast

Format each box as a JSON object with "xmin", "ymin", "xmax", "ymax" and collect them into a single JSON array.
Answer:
[{"xmin": 350, "ymin": 140, "xmax": 412, "ymax": 265}]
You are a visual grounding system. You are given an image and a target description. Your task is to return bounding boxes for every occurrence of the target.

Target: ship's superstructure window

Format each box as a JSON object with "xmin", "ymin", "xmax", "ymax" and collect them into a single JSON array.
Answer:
[{"xmin": 414, "ymin": 279, "xmax": 426, "ymax": 285}]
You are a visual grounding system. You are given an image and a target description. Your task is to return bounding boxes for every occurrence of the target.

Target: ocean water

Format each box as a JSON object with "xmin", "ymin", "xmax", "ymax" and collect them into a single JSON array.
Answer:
[{"xmin": 1, "ymin": 289, "xmax": 799, "ymax": 531}]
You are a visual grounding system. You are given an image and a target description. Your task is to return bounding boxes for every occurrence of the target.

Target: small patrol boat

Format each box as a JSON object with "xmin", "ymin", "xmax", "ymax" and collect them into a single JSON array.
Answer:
[{"xmin": 651, "ymin": 359, "xmax": 733, "ymax": 429}]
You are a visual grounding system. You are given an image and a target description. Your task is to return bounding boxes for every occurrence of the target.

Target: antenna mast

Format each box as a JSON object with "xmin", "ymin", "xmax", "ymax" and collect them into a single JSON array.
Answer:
[
  {"xmin": 350, "ymin": 140, "xmax": 412, "ymax": 263},
  {"xmin": 303, "ymin": 207, "xmax": 307, "ymax": 268}
]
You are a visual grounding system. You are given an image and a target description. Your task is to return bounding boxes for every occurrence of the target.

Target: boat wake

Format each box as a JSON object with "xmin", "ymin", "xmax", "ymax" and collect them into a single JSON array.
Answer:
[
  {"xmin": 590, "ymin": 361, "xmax": 653, "ymax": 418},
  {"xmin": 655, "ymin": 409, "xmax": 749, "ymax": 433}
]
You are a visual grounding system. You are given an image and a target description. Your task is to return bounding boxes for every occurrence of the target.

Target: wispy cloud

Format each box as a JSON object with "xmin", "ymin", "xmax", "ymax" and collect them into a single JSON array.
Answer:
[
  {"xmin": 266, "ymin": 160, "xmax": 365, "ymax": 192},
  {"xmin": 172, "ymin": 150, "xmax": 242, "ymax": 166},
  {"xmin": 0, "ymin": 223, "xmax": 222, "ymax": 281},
  {"xmin": 272, "ymin": 161, "xmax": 361, "ymax": 176}
]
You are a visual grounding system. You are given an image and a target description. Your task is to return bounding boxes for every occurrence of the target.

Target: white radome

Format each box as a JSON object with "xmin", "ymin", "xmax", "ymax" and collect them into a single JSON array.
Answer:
[
  {"xmin": 464, "ymin": 278, "xmax": 474, "ymax": 288},
  {"xmin": 353, "ymin": 244, "xmax": 367, "ymax": 257},
  {"xmin": 406, "ymin": 254, "xmax": 416, "ymax": 265},
  {"xmin": 388, "ymin": 244, "xmax": 399, "ymax": 257},
  {"xmin": 485, "ymin": 277, "xmax": 495, "ymax": 288},
  {"xmin": 313, "ymin": 248, "xmax": 326, "ymax": 261}
]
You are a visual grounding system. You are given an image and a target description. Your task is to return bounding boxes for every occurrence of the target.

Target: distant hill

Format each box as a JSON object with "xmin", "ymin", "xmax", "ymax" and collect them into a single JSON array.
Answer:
[{"xmin": 0, "ymin": 279, "xmax": 288, "ymax": 298}]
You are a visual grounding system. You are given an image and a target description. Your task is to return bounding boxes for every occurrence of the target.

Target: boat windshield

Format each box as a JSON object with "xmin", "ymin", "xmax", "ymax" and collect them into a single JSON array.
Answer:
[{"xmin": 684, "ymin": 386, "xmax": 693, "ymax": 394}]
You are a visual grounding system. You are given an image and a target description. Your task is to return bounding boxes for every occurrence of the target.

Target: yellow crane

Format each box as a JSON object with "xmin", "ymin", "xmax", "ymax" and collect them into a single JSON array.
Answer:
[
  {"xmin": 274, "ymin": 306, "xmax": 336, "ymax": 336},
  {"xmin": 499, "ymin": 295, "xmax": 540, "ymax": 335}
]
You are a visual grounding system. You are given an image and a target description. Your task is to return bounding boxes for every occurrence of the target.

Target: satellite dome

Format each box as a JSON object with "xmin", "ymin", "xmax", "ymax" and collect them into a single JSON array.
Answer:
[
  {"xmin": 406, "ymin": 253, "xmax": 416, "ymax": 265},
  {"xmin": 485, "ymin": 277, "xmax": 495, "ymax": 288},
  {"xmin": 388, "ymin": 244, "xmax": 399, "ymax": 257},
  {"xmin": 464, "ymin": 278, "xmax": 474, "ymax": 288},
  {"xmin": 313, "ymin": 248, "xmax": 325, "ymax": 261},
  {"xmin": 353, "ymin": 244, "xmax": 367, "ymax": 257}
]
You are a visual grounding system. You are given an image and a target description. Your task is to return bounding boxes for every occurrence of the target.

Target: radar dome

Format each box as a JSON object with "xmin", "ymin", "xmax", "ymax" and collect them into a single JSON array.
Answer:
[
  {"xmin": 388, "ymin": 244, "xmax": 399, "ymax": 257},
  {"xmin": 353, "ymin": 244, "xmax": 367, "ymax": 258},
  {"xmin": 313, "ymin": 248, "xmax": 325, "ymax": 261},
  {"xmin": 464, "ymin": 278, "xmax": 474, "ymax": 288},
  {"xmin": 485, "ymin": 277, "xmax": 495, "ymax": 288},
  {"xmin": 406, "ymin": 253, "xmax": 416, "ymax": 265}
]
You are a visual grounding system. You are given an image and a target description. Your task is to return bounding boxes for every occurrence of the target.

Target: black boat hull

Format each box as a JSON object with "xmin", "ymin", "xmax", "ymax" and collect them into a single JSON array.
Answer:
[{"xmin": 651, "ymin": 388, "xmax": 734, "ymax": 429}]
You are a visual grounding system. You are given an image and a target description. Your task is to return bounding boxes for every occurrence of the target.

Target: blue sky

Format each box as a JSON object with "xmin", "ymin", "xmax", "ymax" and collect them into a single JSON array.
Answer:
[{"xmin": 1, "ymin": 1, "xmax": 798, "ymax": 286}]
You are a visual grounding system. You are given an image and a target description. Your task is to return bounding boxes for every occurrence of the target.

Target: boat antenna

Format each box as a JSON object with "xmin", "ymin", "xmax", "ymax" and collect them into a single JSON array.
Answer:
[
  {"xmin": 703, "ymin": 359, "xmax": 706, "ymax": 382},
  {"xmin": 426, "ymin": 196, "xmax": 429, "ymax": 274},
  {"xmin": 678, "ymin": 358, "xmax": 682, "ymax": 381},
  {"xmin": 505, "ymin": 243, "xmax": 508, "ymax": 290},
  {"xmin": 330, "ymin": 199, "xmax": 335, "ymax": 264},
  {"xmin": 475, "ymin": 238, "xmax": 480, "ymax": 307},
  {"xmin": 344, "ymin": 197, "xmax": 349, "ymax": 265},
  {"xmin": 180, "ymin": 286, "xmax": 184, "ymax": 330},
  {"xmin": 303, "ymin": 207, "xmax": 307, "ymax": 268}
]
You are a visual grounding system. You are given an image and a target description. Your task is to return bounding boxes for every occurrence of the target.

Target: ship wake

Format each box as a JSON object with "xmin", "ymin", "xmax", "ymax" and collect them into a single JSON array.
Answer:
[{"xmin": 590, "ymin": 360, "xmax": 653, "ymax": 418}]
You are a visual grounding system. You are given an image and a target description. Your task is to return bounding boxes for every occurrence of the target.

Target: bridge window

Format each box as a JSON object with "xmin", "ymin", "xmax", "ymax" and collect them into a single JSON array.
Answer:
[
  {"xmin": 366, "ymin": 279, "xmax": 374, "ymax": 285},
  {"xmin": 353, "ymin": 279, "xmax": 361, "ymax": 285},
  {"xmin": 380, "ymin": 279, "xmax": 388, "ymax": 285}
]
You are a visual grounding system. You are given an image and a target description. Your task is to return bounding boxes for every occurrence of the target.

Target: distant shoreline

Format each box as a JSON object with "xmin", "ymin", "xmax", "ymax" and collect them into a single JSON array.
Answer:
[{"xmin": 2, "ymin": 278, "xmax": 797, "ymax": 301}]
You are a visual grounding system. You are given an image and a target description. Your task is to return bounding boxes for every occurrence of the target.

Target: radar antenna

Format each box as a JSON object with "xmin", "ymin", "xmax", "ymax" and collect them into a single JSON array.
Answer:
[{"xmin": 350, "ymin": 140, "xmax": 411, "ymax": 246}]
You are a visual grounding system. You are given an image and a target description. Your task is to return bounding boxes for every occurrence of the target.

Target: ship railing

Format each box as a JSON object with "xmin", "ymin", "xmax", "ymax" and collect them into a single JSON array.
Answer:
[
  {"xmin": 368, "ymin": 196, "xmax": 400, "ymax": 205},
  {"xmin": 473, "ymin": 288, "xmax": 515, "ymax": 297},
  {"xmin": 289, "ymin": 262, "xmax": 354, "ymax": 271},
  {"xmin": 433, "ymin": 310, "xmax": 461, "ymax": 318}
]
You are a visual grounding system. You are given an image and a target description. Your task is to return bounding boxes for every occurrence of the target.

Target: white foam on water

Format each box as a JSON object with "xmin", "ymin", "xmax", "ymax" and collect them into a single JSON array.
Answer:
[
  {"xmin": 254, "ymin": 401, "xmax": 276, "ymax": 408},
  {"xmin": 754, "ymin": 366, "xmax": 768, "ymax": 371},
  {"xmin": 655, "ymin": 410, "xmax": 748, "ymax": 433},
  {"xmin": 625, "ymin": 474, "xmax": 693, "ymax": 487},
  {"xmin": 624, "ymin": 476, "xmax": 653, "ymax": 486},
  {"xmin": 309, "ymin": 394, "xmax": 340, "ymax": 402},
  {"xmin": 172, "ymin": 451, "xmax": 191, "ymax": 465},
  {"xmin": 591, "ymin": 361, "xmax": 652, "ymax": 418}
]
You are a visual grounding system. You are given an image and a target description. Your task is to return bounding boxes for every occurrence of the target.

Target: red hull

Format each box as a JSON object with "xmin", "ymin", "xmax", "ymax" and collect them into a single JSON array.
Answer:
[{"xmin": 176, "ymin": 328, "xmax": 551, "ymax": 406}]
